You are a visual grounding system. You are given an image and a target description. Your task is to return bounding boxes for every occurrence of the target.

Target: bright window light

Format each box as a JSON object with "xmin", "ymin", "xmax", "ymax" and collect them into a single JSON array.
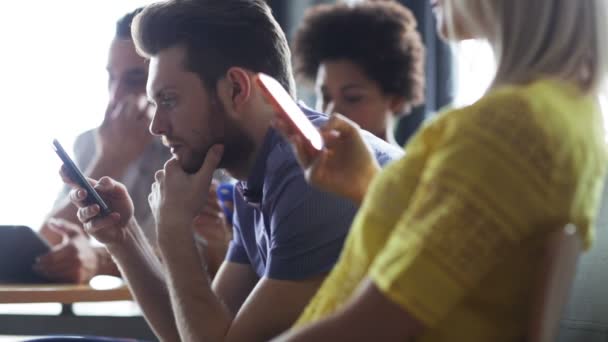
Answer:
[
  {"xmin": 0, "ymin": 1, "xmax": 153, "ymax": 230},
  {"xmin": 453, "ymin": 40, "xmax": 495, "ymax": 106},
  {"xmin": 454, "ymin": 41, "xmax": 608, "ymax": 143}
]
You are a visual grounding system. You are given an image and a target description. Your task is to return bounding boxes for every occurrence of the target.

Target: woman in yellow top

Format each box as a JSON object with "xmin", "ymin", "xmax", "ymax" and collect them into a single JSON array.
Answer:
[{"xmin": 273, "ymin": 0, "xmax": 608, "ymax": 341}]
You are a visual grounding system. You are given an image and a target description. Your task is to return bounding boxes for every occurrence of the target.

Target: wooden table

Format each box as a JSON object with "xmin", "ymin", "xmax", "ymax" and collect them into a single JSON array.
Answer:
[
  {"xmin": 0, "ymin": 283, "xmax": 154, "ymax": 340},
  {"xmin": 0, "ymin": 283, "xmax": 131, "ymax": 304}
]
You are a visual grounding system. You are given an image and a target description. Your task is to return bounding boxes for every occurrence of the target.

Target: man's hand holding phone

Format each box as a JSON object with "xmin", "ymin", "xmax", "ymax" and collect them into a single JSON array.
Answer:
[
  {"xmin": 63, "ymin": 171, "xmax": 135, "ymax": 246},
  {"xmin": 54, "ymin": 139, "xmax": 135, "ymax": 246},
  {"xmin": 274, "ymin": 114, "xmax": 380, "ymax": 205}
]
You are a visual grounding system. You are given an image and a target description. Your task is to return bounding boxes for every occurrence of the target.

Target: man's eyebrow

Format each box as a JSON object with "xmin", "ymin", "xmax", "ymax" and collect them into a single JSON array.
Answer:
[{"xmin": 340, "ymin": 83, "xmax": 365, "ymax": 92}]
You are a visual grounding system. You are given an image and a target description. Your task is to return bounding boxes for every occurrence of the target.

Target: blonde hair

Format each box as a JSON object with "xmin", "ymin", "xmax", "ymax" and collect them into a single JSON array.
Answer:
[{"xmin": 446, "ymin": 0, "xmax": 608, "ymax": 94}]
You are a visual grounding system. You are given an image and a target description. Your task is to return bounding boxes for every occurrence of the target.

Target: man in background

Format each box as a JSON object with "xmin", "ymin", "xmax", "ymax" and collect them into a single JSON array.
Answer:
[{"xmin": 36, "ymin": 8, "xmax": 231, "ymax": 283}]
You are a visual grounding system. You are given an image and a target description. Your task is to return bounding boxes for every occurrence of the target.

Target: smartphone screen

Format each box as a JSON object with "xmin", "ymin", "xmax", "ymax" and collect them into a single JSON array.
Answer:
[
  {"xmin": 52, "ymin": 139, "xmax": 111, "ymax": 216},
  {"xmin": 255, "ymin": 73, "xmax": 323, "ymax": 152}
]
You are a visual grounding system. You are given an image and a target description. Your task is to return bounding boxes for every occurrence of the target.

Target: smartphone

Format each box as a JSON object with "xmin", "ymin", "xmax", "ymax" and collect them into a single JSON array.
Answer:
[
  {"xmin": 255, "ymin": 73, "xmax": 323, "ymax": 152},
  {"xmin": 52, "ymin": 139, "xmax": 111, "ymax": 216},
  {"xmin": 0, "ymin": 225, "xmax": 51, "ymax": 283}
]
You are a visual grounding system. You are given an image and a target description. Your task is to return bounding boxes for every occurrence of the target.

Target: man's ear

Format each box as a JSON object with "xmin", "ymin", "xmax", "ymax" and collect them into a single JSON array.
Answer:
[{"xmin": 217, "ymin": 67, "xmax": 252, "ymax": 113}]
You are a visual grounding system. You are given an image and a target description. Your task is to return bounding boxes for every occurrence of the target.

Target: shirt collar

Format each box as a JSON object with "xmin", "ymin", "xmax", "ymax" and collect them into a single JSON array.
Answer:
[{"xmin": 236, "ymin": 128, "xmax": 278, "ymax": 207}]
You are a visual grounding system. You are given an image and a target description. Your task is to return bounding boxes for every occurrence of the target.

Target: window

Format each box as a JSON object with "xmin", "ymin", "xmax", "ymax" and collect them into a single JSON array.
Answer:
[
  {"xmin": 453, "ymin": 40, "xmax": 495, "ymax": 106},
  {"xmin": 0, "ymin": 1, "xmax": 153, "ymax": 230}
]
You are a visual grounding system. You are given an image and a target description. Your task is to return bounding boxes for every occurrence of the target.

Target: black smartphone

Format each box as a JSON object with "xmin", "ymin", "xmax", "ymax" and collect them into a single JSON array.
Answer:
[
  {"xmin": 52, "ymin": 139, "xmax": 111, "ymax": 216},
  {"xmin": 0, "ymin": 225, "xmax": 52, "ymax": 283}
]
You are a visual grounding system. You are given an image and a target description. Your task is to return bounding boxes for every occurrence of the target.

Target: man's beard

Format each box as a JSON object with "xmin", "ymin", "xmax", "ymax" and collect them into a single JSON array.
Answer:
[{"xmin": 182, "ymin": 95, "xmax": 255, "ymax": 174}]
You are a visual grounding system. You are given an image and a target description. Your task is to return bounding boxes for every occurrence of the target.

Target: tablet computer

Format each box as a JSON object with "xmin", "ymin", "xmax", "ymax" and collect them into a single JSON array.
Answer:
[{"xmin": 0, "ymin": 225, "xmax": 52, "ymax": 283}]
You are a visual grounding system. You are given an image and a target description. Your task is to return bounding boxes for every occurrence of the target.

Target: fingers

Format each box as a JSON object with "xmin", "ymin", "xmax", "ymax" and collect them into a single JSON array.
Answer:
[
  {"xmin": 33, "ymin": 243, "xmax": 80, "ymax": 279},
  {"xmin": 34, "ymin": 261, "xmax": 79, "ymax": 282},
  {"xmin": 62, "ymin": 165, "xmax": 98, "ymax": 198},
  {"xmin": 103, "ymin": 100, "xmax": 123, "ymax": 123},
  {"xmin": 321, "ymin": 113, "xmax": 359, "ymax": 136},
  {"xmin": 154, "ymin": 169, "xmax": 165, "ymax": 183},
  {"xmin": 320, "ymin": 129, "xmax": 343, "ymax": 150},
  {"xmin": 324, "ymin": 102, "xmax": 335, "ymax": 116},
  {"xmin": 150, "ymin": 181, "xmax": 159, "ymax": 197},
  {"xmin": 137, "ymin": 95, "xmax": 155, "ymax": 122},
  {"xmin": 114, "ymin": 95, "xmax": 137, "ymax": 120},
  {"xmin": 36, "ymin": 244, "xmax": 77, "ymax": 267},
  {"xmin": 194, "ymin": 144, "xmax": 224, "ymax": 186},
  {"xmin": 208, "ymin": 180, "xmax": 219, "ymax": 197},
  {"xmin": 83, "ymin": 212, "xmax": 121, "ymax": 236},
  {"xmin": 305, "ymin": 148, "xmax": 331, "ymax": 185},
  {"xmin": 69, "ymin": 187, "xmax": 90, "ymax": 209},
  {"xmin": 47, "ymin": 219, "xmax": 81, "ymax": 239},
  {"xmin": 60, "ymin": 165, "xmax": 97, "ymax": 187},
  {"xmin": 34, "ymin": 257, "xmax": 83, "ymax": 283},
  {"xmin": 77, "ymin": 204, "xmax": 101, "ymax": 223},
  {"xmin": 104, "ymin": 99, "xmax": 118, "ymax": 120},
  {"xmin": 104, "ymin": 95, "xmax": 151, "ymax": 125},
  {"xmin": 320, "ymin": 114, "xmax": 366, "ymax": 152},
  {"xmin": 137, "ymin": 94, "xmax": 148, "ymax": 113},
  {"xmin": 59, "ymin": 165, "xmax": 78, "ymax": 187}
]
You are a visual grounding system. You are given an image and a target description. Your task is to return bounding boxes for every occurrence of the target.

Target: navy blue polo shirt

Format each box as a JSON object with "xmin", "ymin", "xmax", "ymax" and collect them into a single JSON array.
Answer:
[{"xmin": 225, "ymin": 106, "xmax": 403, "ymax": 280}]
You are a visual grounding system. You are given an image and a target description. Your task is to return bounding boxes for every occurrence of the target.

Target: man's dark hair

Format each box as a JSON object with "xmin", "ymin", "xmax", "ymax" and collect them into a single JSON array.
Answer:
[
  {"xmin": 116, "ymin": 7, "xmax": 144, "ymax": 40},
  {"xmin": 293, "ymin": 0, "xmax": 425, "ymax": 110},
  {"xmin": 132, "ymin": 0, "xmax": 294, "ymax": 95}
]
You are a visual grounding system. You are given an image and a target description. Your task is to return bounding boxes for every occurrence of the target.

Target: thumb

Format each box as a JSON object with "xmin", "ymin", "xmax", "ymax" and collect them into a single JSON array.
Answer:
[
  {"xmin": 95, "ymin": 176, "xmax": 123, "ymax": 197},
  {"xmin": 322, "ymin": 113, "xmax": 359, "ymax": 138},
  {"xmin": 195, "ymin": 144, "xmax": 224, "ymax": 186}
]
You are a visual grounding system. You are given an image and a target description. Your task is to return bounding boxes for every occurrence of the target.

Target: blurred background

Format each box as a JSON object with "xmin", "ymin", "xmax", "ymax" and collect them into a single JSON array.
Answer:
[
  {"xmin": 0, "ymin": 1, "xmax": 606, "ymax": 341},
  {"xmin": 0, "ymin": 0, "xmax": 498, "ymax": 230},
  {"xmin": 0, "ymin": 1, "xmax": 155, "ymax": 229}
]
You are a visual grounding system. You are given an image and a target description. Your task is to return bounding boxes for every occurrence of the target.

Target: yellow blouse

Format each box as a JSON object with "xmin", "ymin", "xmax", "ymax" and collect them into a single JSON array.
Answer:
[{"xmin": 296, "ymin": 79, "xmax": 607, "ymax": 341}]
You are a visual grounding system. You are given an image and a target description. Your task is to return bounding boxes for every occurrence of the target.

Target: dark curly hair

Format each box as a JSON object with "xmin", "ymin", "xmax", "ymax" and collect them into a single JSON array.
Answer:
[{"xmin": 293, "ymin": 0, "xmax": 425, "ymax": 110}]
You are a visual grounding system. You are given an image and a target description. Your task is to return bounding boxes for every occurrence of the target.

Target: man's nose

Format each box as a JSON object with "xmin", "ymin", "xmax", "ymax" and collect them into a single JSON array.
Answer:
[{"xmin": 149, "ymin": 107, "xmax": 165, "ymax": 136}]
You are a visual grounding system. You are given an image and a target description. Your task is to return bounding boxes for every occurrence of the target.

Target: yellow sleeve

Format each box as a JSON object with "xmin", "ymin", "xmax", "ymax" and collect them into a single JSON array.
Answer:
[{"xmin": 369, "ymin": 94, "xmax": 555, "ymax": 326}]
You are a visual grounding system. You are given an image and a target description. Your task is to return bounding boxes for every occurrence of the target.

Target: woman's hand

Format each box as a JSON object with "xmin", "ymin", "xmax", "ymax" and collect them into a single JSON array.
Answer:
[{"xmin": 274, "ymin": 113, "xmax": 379, "ymax": 204}]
